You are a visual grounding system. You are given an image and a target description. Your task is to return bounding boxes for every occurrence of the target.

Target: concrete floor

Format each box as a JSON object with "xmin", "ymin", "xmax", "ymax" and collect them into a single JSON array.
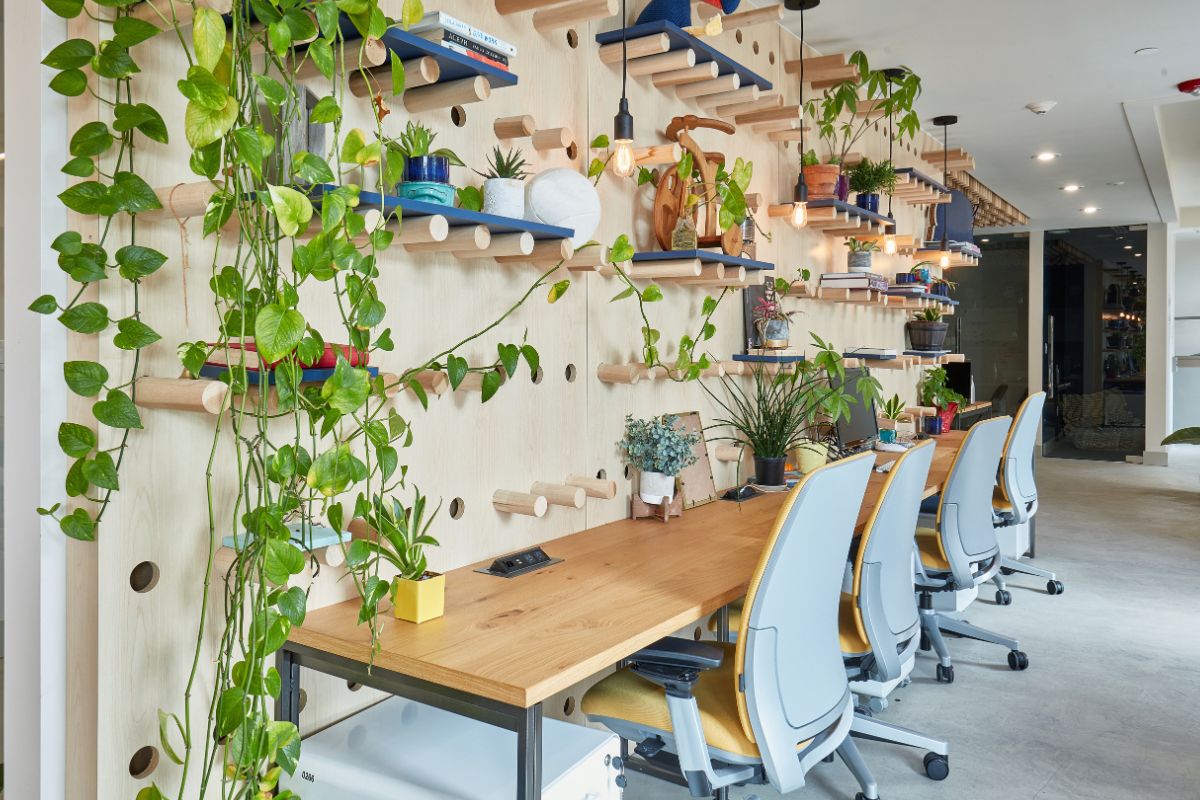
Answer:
[{"xmin": 625, "ymin": 455, "xmax": 1200, "ymax": 800}]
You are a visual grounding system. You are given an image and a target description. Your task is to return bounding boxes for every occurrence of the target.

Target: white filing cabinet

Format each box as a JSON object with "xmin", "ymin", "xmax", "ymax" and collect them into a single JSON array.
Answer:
[{"xmin": 280, "ymin": 696, "xmax": 623, "ymax": 799}]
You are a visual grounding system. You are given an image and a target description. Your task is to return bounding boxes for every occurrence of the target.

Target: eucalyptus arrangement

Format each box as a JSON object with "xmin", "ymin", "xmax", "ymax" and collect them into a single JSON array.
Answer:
[{"xmin": 619, "ymin": 414, "xmax": 702, "ymax": 504}]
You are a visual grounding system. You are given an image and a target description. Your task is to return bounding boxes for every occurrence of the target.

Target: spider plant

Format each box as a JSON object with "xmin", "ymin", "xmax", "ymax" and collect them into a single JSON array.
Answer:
[{"xmin": 346, "ymin": 487, "xmax": 442, "ymax": 582}]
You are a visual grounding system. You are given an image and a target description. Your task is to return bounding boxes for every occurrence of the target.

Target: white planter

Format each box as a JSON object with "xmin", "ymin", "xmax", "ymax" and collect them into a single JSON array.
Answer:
[
  {"xmin": 847, "ymin": 251, "xmax": 873, "ymax": 273},
  {"xmin": 638, "ymin": 471, "xmax": 676, "ymax": 505},
  {"xmin": 483, "ymin": 177, "xmax": 525, "ymax": 218}
]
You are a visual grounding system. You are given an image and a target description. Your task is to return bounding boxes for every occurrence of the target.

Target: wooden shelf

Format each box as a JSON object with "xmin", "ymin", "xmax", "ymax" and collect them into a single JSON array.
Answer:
[
  {"xmin": 842, "ymin": 353, "xmax": 907, "ymax": 370},
  {"xmin": 595, "ymin": 20, "xmax": 772, "ymax": 91},
  {"xmin": 804, "ymin": 199, "xmax": 894, "ymax": 237},
  {"xmin": 892, "ymin": 168, "xmax": 951, "ymax": 206},
  {"xmin": 632, "ymin": 249, "xmax": 773, "ymax": 271},
  {"xmin": 915, "ymin": 245, "xmax": 981, "ymax": 268}
]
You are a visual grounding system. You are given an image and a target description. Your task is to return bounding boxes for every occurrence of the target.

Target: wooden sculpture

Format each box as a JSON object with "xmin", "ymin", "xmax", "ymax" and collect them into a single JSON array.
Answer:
[{"xmin": 654, "ymin": 115, "xmax": 744, "ymax": 256}]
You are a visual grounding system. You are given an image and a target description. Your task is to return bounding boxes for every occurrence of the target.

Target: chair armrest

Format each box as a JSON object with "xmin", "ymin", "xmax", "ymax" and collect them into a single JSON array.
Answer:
[{"xmin": 629, "ymin": 637, "xmax": 724, "ymax": 698}]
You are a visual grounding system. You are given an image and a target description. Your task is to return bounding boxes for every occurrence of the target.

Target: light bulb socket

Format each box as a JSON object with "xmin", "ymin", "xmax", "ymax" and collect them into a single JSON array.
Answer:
[
  {"xmin": 785, "ymin": 0, "xmax": 820, "ymax": 9},
  {"xmin": 793, "ymin": 172, "xmax": 809, "ymax": 204},
  {"xmin": 613, "ymin": 97, "xmax": 634, "ymax": 143}
]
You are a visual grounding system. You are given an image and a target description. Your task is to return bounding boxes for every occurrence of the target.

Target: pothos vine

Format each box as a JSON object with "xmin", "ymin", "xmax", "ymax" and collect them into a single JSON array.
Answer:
[{"xmin": 33, "ymin": 1, "xmax": 730, "ymax": 797}]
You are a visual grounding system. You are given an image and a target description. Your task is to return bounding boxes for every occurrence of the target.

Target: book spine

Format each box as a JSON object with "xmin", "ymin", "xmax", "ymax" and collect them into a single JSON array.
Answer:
[
  {"xmin": 440, "ymin": 31, "xmax": 509, "ymax": 65},
  {"xmin": 416, "ymin": 12, "xmax": 517, "ymax": 56},
  {"xmin": 441, "ymin": 41, "xmax": 510, "ymax": 72}
]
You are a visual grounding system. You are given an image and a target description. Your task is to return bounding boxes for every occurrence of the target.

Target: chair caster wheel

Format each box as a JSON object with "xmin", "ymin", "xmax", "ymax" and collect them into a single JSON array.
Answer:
[
  {"xmin": 867, "ymin": 697, "xmax": 887, "ymax": 713},
  {"xmin": 995, "ymin": 589, "xmax": 1012, "ymax": 606},
  {"xmin": 853, "ymin": 794, "xmax": 879, "ymax": 800},
  {"xmin": 1008, "ymin": 650, "xmax": 1029, "ymax": 670},
  {"xmin": 855, "ymin": 705, "xmax": 873, "ymax": 718},
  {"xmin": 920, "ymin": 631, "xmax": 931, "ymax": 651},
  {"xmin": 923, "ymin": 752, "xmax": 950, "ymax": 781},
  {"xmin": 823, "ymin": 753, "xmax": 835, "ymax": 763},
  {"xmin": 1000, "ymin": 567, "xmax": 1015, "ymax": 576},
  {"xmin": 936, "ymin": 664, "xmax": 954, "ymax": 683},
  {"xmin": 1047, "ymin": 580, "xmax": 1064, "ymax": 595}
]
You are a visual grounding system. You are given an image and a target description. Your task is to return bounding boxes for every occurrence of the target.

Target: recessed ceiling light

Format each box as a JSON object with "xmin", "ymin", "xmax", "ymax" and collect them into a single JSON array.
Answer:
[
  {"xmin": 1124, "ymin": 245, "xmax": 1133, "ymax": 250},
  {"xmin": 1135, "ymin": 252, "xmax": 1143, "ymax": 257},
  {"xmin": 1134, "ymin": 47, "xmax": 1159, "ymax": 56},
  {"xmin": 980, "ymin": 237, "xmax": 990, "ymax": 243},
  {"xmin": 1062, "ymin": 184, "xmax": 1081, "ymax": 192},
  {"xmin": 1035, "ymin": 152, "xmax": 1059, "ymax": 162},
  {"xmin": 1106, "ymin": 181, "xmax": 1125, "ymax": 187},
  {"xmin": 1082, "ymin": 206, "xmax": 1099, "ymax": 214}
]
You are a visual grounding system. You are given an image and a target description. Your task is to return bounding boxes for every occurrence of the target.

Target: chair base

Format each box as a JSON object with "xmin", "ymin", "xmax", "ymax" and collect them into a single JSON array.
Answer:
[
  {"xmin": 918, "ymin": 593, "xmax": 1026, "ymax": 674},
  {"xmin": 850, "ymin": 711, "xmax": 949, "ymax": 780}
]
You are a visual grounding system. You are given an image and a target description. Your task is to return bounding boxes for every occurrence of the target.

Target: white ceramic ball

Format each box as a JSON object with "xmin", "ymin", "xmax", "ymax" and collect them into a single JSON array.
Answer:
[{"xmin": 524, "ymin": 168, "xmax": 601, "ymax": 248}]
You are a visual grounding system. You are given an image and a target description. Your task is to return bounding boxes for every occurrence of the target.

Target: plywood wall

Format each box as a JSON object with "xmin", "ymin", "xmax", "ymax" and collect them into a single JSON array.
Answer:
[{"xmin": 74, "ymin": 2, "xmax": 950, "ymax": 795}]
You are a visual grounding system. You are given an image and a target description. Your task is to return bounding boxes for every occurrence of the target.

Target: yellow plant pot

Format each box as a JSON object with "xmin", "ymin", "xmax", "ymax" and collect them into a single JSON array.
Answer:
[
  {"xmin": 391, "ymin": 572, "xmax": 445, "ymax": 624},
  {"xmin": 792, "ymin": 440, "xmax": 829, "ymax": 475}
]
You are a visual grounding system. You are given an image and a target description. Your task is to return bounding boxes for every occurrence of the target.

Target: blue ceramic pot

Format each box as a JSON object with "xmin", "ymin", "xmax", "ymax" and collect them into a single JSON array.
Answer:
[
  {"xmin": 896, "ymin": 273, "xmax": 917, "ymax": 284},
  {"xmin": 924, "ymin": 416, "xmax": 943, "ymax": 436},
  {"xmin": 879, "ymin": 428, "xmax": 897, "ymax": 444},
  {"xmin": 403, "ymin": 155, "xmax": 450, "ymax": 185},
  {"xmin": 856, "ymin": 193, "xmax": 880, "ymax": 213},
  {"xmin": 836, "ymin": 174, "xmax": 851, "ymax": 201}
]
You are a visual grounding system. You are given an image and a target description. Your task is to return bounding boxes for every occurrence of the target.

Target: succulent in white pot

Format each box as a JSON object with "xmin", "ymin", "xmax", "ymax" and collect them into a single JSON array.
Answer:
[
  {"xmin": 618, "ymin": 414, "xmax": 702, "ymax": 505},
  {"xmin": 846, "ymin": 237, "xmax": 880, "ymax": 273},
  {"xmin": 477, "ymin": 146, "xmax": 529, "ymax": 218}
]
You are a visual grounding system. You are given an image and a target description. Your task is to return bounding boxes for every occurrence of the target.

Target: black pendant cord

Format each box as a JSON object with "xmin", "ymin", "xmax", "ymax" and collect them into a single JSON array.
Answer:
[
  {"xmin": 621, "ymin": 0, "xmax": 628, "ymax": 101},
  {"xmin": 887, "ymin": 81, "xmax": 894, "ymax": 218},
  {"xmin": 942, "ymin": 122, "xmax": 948, "ymax": 252},
  {"xmin": 799, "ymin": 5, "xmax": 805, "ymax": 160}
]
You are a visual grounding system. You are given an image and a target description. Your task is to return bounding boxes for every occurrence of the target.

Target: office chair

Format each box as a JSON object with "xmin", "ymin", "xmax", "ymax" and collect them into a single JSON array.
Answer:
[
  {"xmin": 988, "ymin": 384, "xmax": 1009, "ymax": 418},
  {"xmin": 914, "ymin": 416, "xmax": 1030, "ymax": 683},
  {"xmin": 840, "ymin": 440, "xmax": 950, "ymax": 781},
  {"xmin": 991, "ymin": 392, "xmax": 1064, "ymax": 600},
  {"xmin": 583, "ymin": 453, "xmax": 880, "ymax": 800}
]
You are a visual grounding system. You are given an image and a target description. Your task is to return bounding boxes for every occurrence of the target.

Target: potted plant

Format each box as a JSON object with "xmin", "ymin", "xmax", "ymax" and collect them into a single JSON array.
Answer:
[
  {"xmin": 917, "ymin": 367, "xmax": 964, "ymax": 435},
  {"xmin": 930, "ymin": 276, "xmax": 956, "ymax": 298},
  {"xmin": 383, "ymin": 121, "xmax": 464, "ymax": 206},
  {"xmin": 801, "ymin": 148, "xmax": 841, "ymax": 201},
  {"xmin": 619, "ymin": 414, "xmax": 701, "ymax": 505},
  {"xmin": 846, "ymin": 238, "xmax": 880, "ymax": 273},
  {"xmin": 753, "ymin": 289, "xmax": 795, "ymax": 349},
  {"xmin": 907, "ymin": 306, "xmax": 949, "ymax": 351},
  {"xmin": 847, "ymin": 157, "xmax": 897, "ymax": 214},
  {"xmin": 703, "ymin": 334, "xmax": 882, "ymax": 487},
  {"xmin": 878, "ymin": 394, "xmax": 909, "ymax": 444},
  {"xmin": 475, "ymin": 146, "xmax": 529, "ymax": 218},
  {"xmin": 346, "ymin": 489, "xmax": 445, "ymax": 624},
  {"xmin": 896, "ymin": 260, "xmax": 934, "ymax": 286}
]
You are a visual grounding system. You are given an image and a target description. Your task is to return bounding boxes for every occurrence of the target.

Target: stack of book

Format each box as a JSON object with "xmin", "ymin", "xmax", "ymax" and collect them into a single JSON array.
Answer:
[
  {"xmin": 410, "ymin": 11, "xmax": 517, "ymax": 72},
  {"xmin": 819, "ymin": 272, "xmax": 889, "ymax": 292},
  {"xmin": 844, "ymin": 347, "xmax": 898, "ymax": 359},
  {"xmin": 887, "ymin": 283, "xmax": 929, "ymax": 295},
  {"xmin": 200, "ymin": 342, "xmax": 375, "ymax": 384}
]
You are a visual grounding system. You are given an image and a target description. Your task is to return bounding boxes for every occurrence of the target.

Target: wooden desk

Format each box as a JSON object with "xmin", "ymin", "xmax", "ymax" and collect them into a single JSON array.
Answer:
[
  {"xmin": 953, "ymin": 401, "xmax": 993, "ymax": 430},
  {"xmin": 278, "ymin": 431, "xmax": 965, "ymax": 798}
]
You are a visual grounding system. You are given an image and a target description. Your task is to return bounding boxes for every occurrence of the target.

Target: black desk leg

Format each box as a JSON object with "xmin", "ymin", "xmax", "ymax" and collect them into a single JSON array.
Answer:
[
  {"xmin": 516, "ymin": 703, "xmax": 543, "ymax": 800},
  {"xmin": 716, "ymin": 605, "xmax": 731, "ymax": 643},
  {"xmin": 1027, "ymin": 515, "xmax": 1036, "ymax": 559},
  {"xmin": 275, "ymin": 647, "xmax": 301, "ymax": 726}
]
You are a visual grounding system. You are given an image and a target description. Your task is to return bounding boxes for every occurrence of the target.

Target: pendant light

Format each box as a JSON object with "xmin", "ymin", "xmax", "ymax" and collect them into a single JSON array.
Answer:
[
  {"xmin": 932, "ymin": 114, "xmax": 958, "ymax": 268},
  {"xmin": 881, "ymin": 68, "xmax": 904, "ymax": 256},
  {"xmin": 611, "ymin": 0, "xmax": 636, "ymax": 177},
  {"xmin": 790, "ymin": 0, "xmax": 819, "ymax": 227}
]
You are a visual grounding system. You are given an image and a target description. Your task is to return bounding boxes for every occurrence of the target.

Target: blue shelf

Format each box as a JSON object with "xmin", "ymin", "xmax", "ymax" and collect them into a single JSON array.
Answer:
[
  {"xmin": 903, "ymin": 350, "xmax": 949, "ymax": 357},
  {"xmin": 733, "ymin": 353, "xmax": 805, "ymax": 363},
  {"xmin": 843, "ymin": 351, "xmax": 898, "ymax": 360},
  {"xmin": 595, "ymin": 21, "xmax": 772, "ymax": 90},
  {"xmin": 308, "ymin": 184, "xmax": 574, "ymax": 241},
  {"xmin": 199, "ymin": 364, "xmax": 380, "ymax": 385},
  {"xmin": 807, "ymin": 199, "xmax": 895, "ymax": 229},
  {"xmin": 223, "ymin": 523, "xmax": 349, "ymax": 552},
  {"xmin": 894, "ymin": 168, "xmax": 950, "ymax": 196},
  {"xmin": 632, "ymin": 249, "xmax": 773, "ymax": 271},
  {"xmin": 380, "ymin": 27, "xmax": 518, "ymax": 88}
]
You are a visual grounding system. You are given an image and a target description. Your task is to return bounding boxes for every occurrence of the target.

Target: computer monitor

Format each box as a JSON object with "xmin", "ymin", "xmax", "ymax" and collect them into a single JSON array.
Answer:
[
  {"xmin": 943, "ymin": 361, "xmax": 972, "ymax": 402},
  {"xmin": 834, "ymin": 367, "xmax": 880, "ymax": 451}
]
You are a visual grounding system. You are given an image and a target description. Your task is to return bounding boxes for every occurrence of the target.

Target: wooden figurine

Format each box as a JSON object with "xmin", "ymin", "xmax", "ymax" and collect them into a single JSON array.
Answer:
[
  {"xmin": 653, "ymin": 115, "xmax": 743, "ymax": 256},
  {"xmin": 630, "ymin": 492, "xmax": 684, "ymax": 523}
]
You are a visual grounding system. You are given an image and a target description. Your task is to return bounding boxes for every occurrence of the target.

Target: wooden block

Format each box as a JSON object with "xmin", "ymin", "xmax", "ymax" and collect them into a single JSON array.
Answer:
[
  {"xmin": 493, "ymin": 490, "xmax": 548, "ymax": 517},
  {"xmin": 652, "ymin": 62, "xmax": 720, "ymax": 87},
  {"xmin": 533, "ymin": 0, "xmax": 618, "ymax": 32},
  {"xmin": 627, "ymin": 49, "xmax": 695, "ymax": 77},
  {"xmin": 714, "ymin": 94, "xmax": 783, "ymax": 118},
  {"xmin": 134, "ymin": 377, "xmax": 228, "ymax": 415},
  {"xmin": 404, "ymin": 76, "xmax": 491, "ymax": 113},
  {"xmin": 767, "ymin": 204, "xmax": 793, "ymax": 218},
  {"xmin": 405, "ymin": 224, "xmax": 490, "ymax": 253},
  {"xmin": 596, "ymin": 363, "xmax": 642, "ymax": 384},
  {"xmin": 562, "ymin": 244, "xmax": 609, "ymax": 271},
  {"xmin": 630, "ymin": 492, "xmax": 683, "ymax": 522},
  {"xmin": 676, "ymin": 73, "xmax": 740, "ymax": 99},
  {"xmin": 633, "ymin": 143, "xmax": 681, "ymax": 166},
  {"xmin": 530, "ymin": 482, "xmax": 586, "ymax": 509},
  {"xmin": 626, "ymin": 258, "xmax": 702, "ymax": 279},
  {"xmin": 495, "ymin": 115, "xmax": 536, "ymax": 139},
  {"xmin": 784, "ymin": 53, "xmax": 848, "ymax": 74},
  {"xmin": 395, "ymin": 214, "xmax": 450, "ymax": 246},
  {"xmin": 565, "ymin": 474, "xmax": 618, "ymax": 500},
  {"xmin": 599, "ymin": 33, "xmax": 671, "ymax": 64},
  {"xmin": 698, "ymin": 85, "xmax": 760, "ymax": 110},
  {"xmin": 943, "ymin": 353, "xmax": 966, "ymax": 363},
  {"xmin": 496, "ymin": 237, "xmax": 573, "ymax": 265},
  {"xmin": 532, "ymin": 127, "xmax": 574, "ymax": 151},
  {"xmin": 456, "ymin": 231, "xmax": 534, "ymax": 259}
]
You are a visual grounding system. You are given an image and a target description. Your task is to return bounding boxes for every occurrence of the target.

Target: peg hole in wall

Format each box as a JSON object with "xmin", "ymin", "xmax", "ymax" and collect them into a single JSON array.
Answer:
[
  {"xmin": 769, "ymin": 51, "xmax": 776, "ymax": 65},
  {"xmin": 129, "ymin": 560, "xmax": 160, "ymax": 593},
  {"xmin": 563, "ymin": 696, "xmax": 576, "ymax": 715},
  {"xmin": 596, "ymin": 468, "xmax": 607, "ymax": 480},
  {"xmin": 347, "ymin": 680, "xmax": 363, "ymax": 692},
  {"xmin": 693, "ymin": 626, "xmax": 703, "ymax": 641},
  {"xmin": 449, "ymin": 497, "xmax": 465, "ymax": 519},
  {"xmin": 129, "ymin": 746, "xmax": 159, "ymax": 779},
  {"xmin": 624, "ymin": 465, "xmax": 633, "ymax": 480},
  {"xmin": 566, "ymin": 28, "xmax": 579, "ymax": 48},
  {"xmin": 752, "ymin": 41, "xmax": 760, "ymax": 55},
  {"xmin": 735, "ymin": 30, "xmax": 743, "ymax": 44},
  {"xmin": 299, "ymin": 689, "xmax": 308, "ymax": 712},
  {"xmin": 531, "ymin": 365, "xmax": 544, "ymax": 384},
  {"xmin": 566, "ymin": 141, "xmax": 578, "ymax": 160},
  {"xmin": 564, "ymin": 363, "xmax": 577, "ymax": 382},
  {"xmin": 450, "ymin": 105, "xmax": 467, "ymax": 127}
]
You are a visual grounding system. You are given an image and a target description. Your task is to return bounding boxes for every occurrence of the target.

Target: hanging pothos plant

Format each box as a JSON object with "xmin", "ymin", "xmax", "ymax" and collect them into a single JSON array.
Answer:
[{"xmin": 32, "ymin": 1, "xmax": 729, "ymax": 798}]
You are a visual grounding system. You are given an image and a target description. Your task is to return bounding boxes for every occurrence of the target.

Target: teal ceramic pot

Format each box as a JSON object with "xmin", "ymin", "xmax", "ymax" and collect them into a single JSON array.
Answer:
[
  {"xmin": 879, "ymin": 428, "xmax": 897, "ymax": 444},
  {"xmin": 397, "ymin": 181, "xmax": 455, "ymax": 206}
]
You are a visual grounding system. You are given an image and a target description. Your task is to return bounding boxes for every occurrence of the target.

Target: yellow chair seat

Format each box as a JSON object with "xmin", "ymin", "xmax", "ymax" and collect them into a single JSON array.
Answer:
[
  {"xmin": 708, "ymin": 595, "xmax": 869, "ymax": 657},
  {"xmin": 916, "ymin": 527, "xmax": 950, "ymax": 571},
  {"xmin": 992, "ymin": 486, "xmax": 1013, "ymax": 513}
]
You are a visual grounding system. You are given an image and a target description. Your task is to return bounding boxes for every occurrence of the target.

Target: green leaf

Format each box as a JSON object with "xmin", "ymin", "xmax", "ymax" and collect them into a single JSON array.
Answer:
[
  {"xmin": 157, "ymin": 710, "xmax": 186, "ymax": 766},
  {"xmin": 52, "ymin": 231, "xmax": 83, "ymax": 255},
  {"xmin": 547, "ymin": 279, "xmax": 571, "ymax": 303},
  {"xmin": 59, "ymin": 302, "xmax": 109, "ymax": 334},
  {"xmin": 113, "ymin": 102, "xmax": 168, "ymax": 144},
  {"xmin": 179, "ymin": 65, "xmax": 228, "ymax": 111},
  {"xmin": 391, "ymin": 54, "xmax": 406, "ymax": 95},
  {"xmin": 456, "ymin": 186, "xmax": 483, "ymax": 212},
  {"xmin": 177, "ymin": 342, "xmax": 208, "ymax": 377},
  {"xmin": 113, "ymin": 317, "xmax": 161, "ymax": 350},
  {"xmin": 92, "ymin": 389, "xmax": 142, "ymax": 429},
  {"xmin": 702, "ymin": 295, "xmax": 718, "ymax": 315},
  {"xmin": 292, "ymin": 151, "xmax": 334, "ymax": 184},
  {"xmin": 69, "ymin": 122, "xmax": 113, "ymax": 158},
  {"xmin": 93, "ymin": 42, "xmax": 140, "ymax": 79},
  {"xmin": 116, "ymin": 244, "xmax": 167, "ymax": 280},
  {"xmin": 253, "ymin": 73, "xmax": 287, "ymax": 112},
  {"xmin": 277, "ymin": 586, "xmax": 307, "ymax": 626},
  {"xmin": 111, "ymin": 171, "xmax": 162, "ymax": 213},
  {"xmin": 192, "ymin": 7, "xmax": 227, "ymax": 72},
  {"xmin": 339, "ymin": 127, "xmax": 367, "ymax": 164},
  {"xmin": 190, "ymin": 139, "xmax": 222, "ymax": 180},
  {"xmin": 676, "ymin": 151, "xmax": 694, "ymax": 180},
  {"xmin": 587, "ymin": 158, "xmax": 605, "ymax": 179},
  {"xmin": 320, "ymin": 356, "xmax": 370, "ymax": 414},
  {"xmin": 520, "ymin": 345, "xmax": 540, "ymax": 377},
  {"xmin": 185, "ymin": 94, "xmax": 238, "ymax": 149},
  {"xmin": 60, "ymin": 508, "xmax": 96, "ymax": 541},
  {"xmin": 610, "ymin": 286, "xmax": 635, "ymax": 302},
  {"xmin": 58, "ymin": 422, "xmax": 96, "ymax": 458},
  {"xmin": 203, "ymin": 190, "xmax": 235, "ymax": 236},
  {"xmin": 609, "ymin": 234, "xmax": 634, "ymax": 264},
  {"xmin": 254, "ymin": 304, "xmax": 306, "ymax": 363},
  {"xmin": 62, "ymin": 156, "xmax": 95, "ymax": 178},
  {"xmin": 400, "ymin": 0, "xmax": 424, "ymax": 27},
  {"xmin": 43, "ymin": 0, "xmax": 84, "ymax": 18},
  {"xmin": 66, "ymin": 459, "xmax": 88, "ymax": 497},
  {"xmin": 30, "ymin": 294, "xmax": 59, "ymax": 315},
  {"xmin": 1162, "ymin": 427, "xmax": 1200, "ymax": 445},
  {"xmin": 641, "ymin": 285, "xmax": 664, "ymax": 302},
  {"xmin": 480, "ymin": 370, "xmax": 503, "ymax": 403},
  {"xmin": 268, "ymin": 19, "xmax": 292, "ymax": 56},
  {"xmin": 82, "ymin": 451, "xmax": 119, "ymax": 490},
  {"xmin": 445, "ymin": 356, "xmax": 470, "ymax": 391},
  {"xmin": 113, "ymin": 16, "xmax": 161, "ymax": 48},
  {"xmin": 58, "ymin": 181, "xmax": 117, "ymax": 216},
  {"xmin": 264, "ymin": 539, "xmax": 305, "ymax": 585},
  {"xmin": 310, "ymin": 95, "xmax": 342, "ymax": 124},
  {"xmin": 232, "ymin": 126, "xmax": 265, "ymax": 180},
  {"xmin": 497, "ymin": 343, "xmax": 520, "ymax": 378},
  {"xmin": 64, "ymin": 361, "xmax": 109, "ymax": 397},
  {"xmin": 215, "ymin": 687, "xmax": 246, "ymax": 738},
  {"xmin": 590, "ymin": 134, "xmax": 610, "ymax": 148},
  {"xmin": 267, "ymin": 184, "xmax": 314, "ymax": 237},
  {"xmin": 42, "ymin": 38, "xmax": 94, "ymax": 69},
  {"xmin": 306, "ymin": 444, "xmax": 364, "ymax": 497},
  {"xmin": 49, "ymin": 69, "xmax": 88, "ymax": 97}
]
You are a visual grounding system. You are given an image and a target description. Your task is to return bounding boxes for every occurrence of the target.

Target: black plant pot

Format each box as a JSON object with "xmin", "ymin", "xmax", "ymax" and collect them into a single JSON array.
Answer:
[
  {"xmin": 907, "ymin": 320, "xmax": 949, "ymax": 351},
  {"xmin": 754, "ymin": 455, "xmax": 787, "ymax": 487}
]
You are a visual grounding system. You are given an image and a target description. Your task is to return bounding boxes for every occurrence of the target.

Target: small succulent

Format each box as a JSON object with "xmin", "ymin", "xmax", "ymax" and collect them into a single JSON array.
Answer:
[
  {"xmin": 880, "ymin": 394, "xmax": 909, "ymax": 421},
  {"xmin": 619, "ymin": 414, "xmax": 701, "ymax": 476},
  {"xmin": 476, "ymin": 146, "xmax": 529, "ymax": 180},
  {"xmin": 912, "ymin": 307, "xmax": 943, "ymax": 322},
  {"xmin": 846, "ymin": 238, "xmax": 880, "ymax": 253}
]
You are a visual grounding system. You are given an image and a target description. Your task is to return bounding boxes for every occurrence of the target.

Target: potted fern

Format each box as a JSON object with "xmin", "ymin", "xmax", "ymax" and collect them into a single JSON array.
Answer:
[
  {"xmin": 345, "ymin": 488, "xmax": 445, "ymax": 624},
  {"xmin": 847, "ymin": 157, "xmax": 897, "ymax": 213},
  {"xmin": 907, "ymin": 306, "xmax": 949, "ymax": 351},
  {"xmin": 477, "ymin": 146, "xmax": 529, "ymax": 218},
  {"xmin": 619, "ymin": 414, "xmax": 701, "ymax": 504},
  {"xmin": 846, "ymin": 237, "xmax": 880, "ymax": 273}
]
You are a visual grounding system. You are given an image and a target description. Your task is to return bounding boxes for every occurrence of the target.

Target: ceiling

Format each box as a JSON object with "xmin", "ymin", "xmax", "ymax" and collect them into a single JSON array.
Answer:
[{"xmin": 768, "ymin": 0, "xmax": 1200, "ymax": 231}]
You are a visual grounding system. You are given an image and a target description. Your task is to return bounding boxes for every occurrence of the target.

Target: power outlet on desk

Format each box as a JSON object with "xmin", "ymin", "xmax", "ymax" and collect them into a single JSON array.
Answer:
[{"xmin": 475, "ymin": 546, "xmax": 563, "ymax": 578}]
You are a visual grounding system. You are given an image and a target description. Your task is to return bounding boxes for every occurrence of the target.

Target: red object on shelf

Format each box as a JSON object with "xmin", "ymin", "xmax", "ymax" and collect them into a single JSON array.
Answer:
[
  {"xmin": 205, "ymin": 342, "xmax": 369, "ymax": 371},
  {"xmin": 938, "ymin": 402, "xmax": 959, "ymax": 433}
]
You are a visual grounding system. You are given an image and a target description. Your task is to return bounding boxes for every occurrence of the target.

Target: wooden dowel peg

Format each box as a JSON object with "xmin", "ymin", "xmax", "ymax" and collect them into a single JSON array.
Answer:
[
  {"xmin": 134, "ymin": 377, "xmax": 228, "ymax": 415},
  {"xmin": 714, "ymin": 94, "xmax": 783, "ymax": 118},
  {"xmin": 715, "ymin": 444, "xmax": 744, "ymax": 462},
  {"xmin": 130, "ymin": 0, "xmax": 231, "ymax": 24},
  {"xmin": 627, "ymin": 258, "xmax": 702, "ymax": 279},
  {"xmin": 533, "ymin": 0, "xmax": 618, "ymax": 32},
  {"xmin": 597, "ymin": 363, "xmax": 642, "ymax": 384},
  {"xmin": 628, "ymin": 49, "xmax": 695, "ymax": 77},
  {"xmin": 395, "ymin": 214, "xmax": 450, "ymax": 245},
  {"xmin": 767, "ymin": 129, "xmax": 806, "ymax": 142},
  {"xmin": 691, "ymin": 266, "xmax": 745, "ymax": 286},
  {"xmin": 721, "ymin": 360, "xmax": 749, "ymax": 376},
  {"xmin": 144, "ymin": 181, "xmax": 212, "ymax": 220},
  {"xmin": 404, "ymin": 76, "xmax": 490, "ymax": 113},
  {"xmin": 348, "ymin": 57, "xmax": 438, "ymax": 97},
  {"xmin": 565, "ymin": 474, "xmax": 617, "ymax": 500},
  {"xmin": 457, "ymin": 231, "xmax": 534, "ymax": 259},
  {"xmin": 494, "ymin": 115, "xmax": 536, "ymax": 139},
  {"xmin": 714, "ymin": 4, "xmax": 783, "ymax": 28},
  {"xmin": 675, "ymin": 73, "xmax": 740, "ymax": 99},
  {"xmin": 493, "ymin": 490, "xmax": 548, "ymax": 517},
  {"xmin": 532, "ymin": 127, "xmax": 575, "ymax": 152},
  {"xmin": 496, "ymin": 0, "xmax": 567, "ymax": 13},
  {"xmin": 497, "ymin": 237, "xmax": 573, "ymax": 265},
  {"xmin": 633, "ymin": 143, "xmax": 682, "ymax": 166},
  {"xmin": 753, "ymin": 119, "xmax": 800, "ymax": 133},
  {"xmin": 320, "ymin": 544, "xmax": 346, "ymax": 568},
  {"xmin": 735, "ymin": 104, "xmax": 802, "ymax": 125},
  {"xmin": 767, "ymin": 204, "xmax": 794, "ymax": 218},
  {"xmin": 701, "ymin": 362, "xmax": 725, "ymax": 378},
  {"xmin": 672, "ymin": 264, "xmax": 725, "ymax": 284},
  {"xmin": 405, "ymin": 224, "xmax": 490, "ymax": 253},
  {"xmin": 458, "ymin": 369, "xmax": 507, "ymax": 392},
  {"xmin": 698, "ymin": 85, "xmax": 760, "ymax": 110},
  {"xmin": 405, "ymin": 370, "xmax": 450, "ymax": 396},
  {"xmin": 599, "ymin": 33, "xmax": 670, "ymax": 64},
  {"xmin": 530, "ymin": 482, "xmax": 586, "ymax": 509},
  {"xmin": 651, "ymin": 62, "xmax": 719, "ymax": 87},
  {"xmin": 294, "ymin": 37, "xmax": 386, "ymax": 80}
]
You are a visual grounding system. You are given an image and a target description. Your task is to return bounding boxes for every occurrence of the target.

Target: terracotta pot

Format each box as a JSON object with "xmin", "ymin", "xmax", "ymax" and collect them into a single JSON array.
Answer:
[{"xmin": 802, "ymin": 164, "xmax": 841, "ymax": 200}]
